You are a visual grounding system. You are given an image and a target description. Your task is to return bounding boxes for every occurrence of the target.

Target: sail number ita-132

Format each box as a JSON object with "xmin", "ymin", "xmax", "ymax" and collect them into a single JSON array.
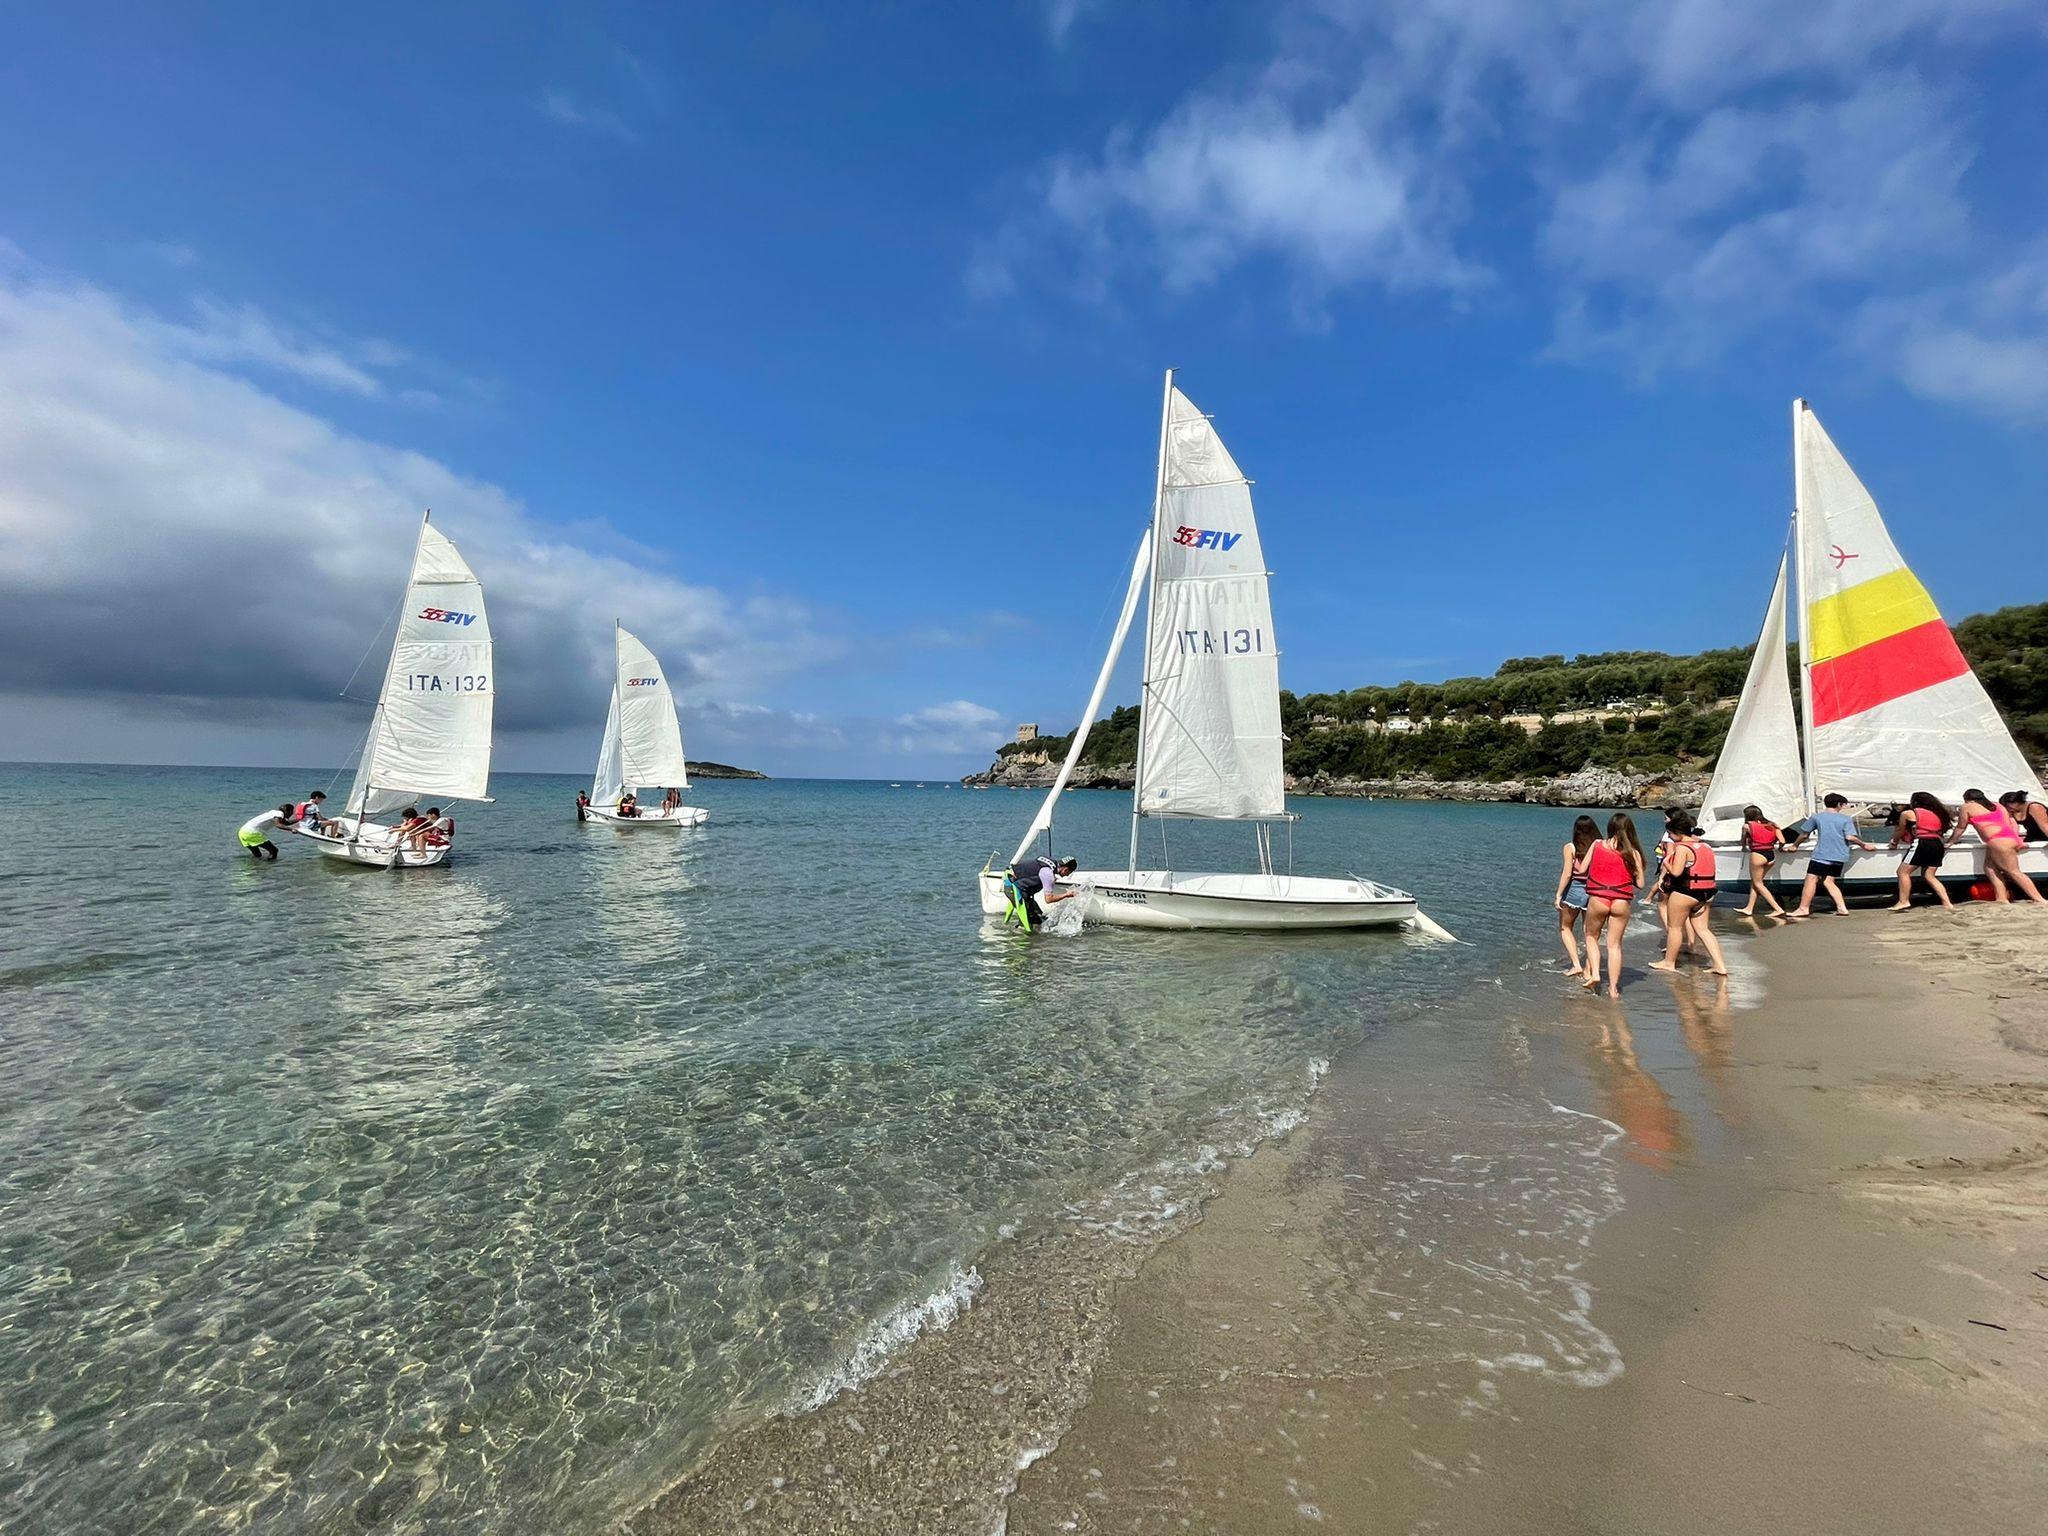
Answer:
[{"xmin": 406, "ymin": 674, "xmax": 490, "ymax": 692}]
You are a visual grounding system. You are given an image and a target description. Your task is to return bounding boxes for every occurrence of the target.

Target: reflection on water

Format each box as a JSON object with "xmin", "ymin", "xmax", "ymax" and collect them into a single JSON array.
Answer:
[{"xmin": 1582, "ymin": 1012, "xmax": 1686, "ymax": 1172}]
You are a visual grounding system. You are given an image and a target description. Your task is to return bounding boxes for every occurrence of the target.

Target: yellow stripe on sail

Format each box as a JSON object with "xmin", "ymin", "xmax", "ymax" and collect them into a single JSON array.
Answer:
[{"xmin": 1807, "ymin": 567, "xmax": 1942, "ymax": 664}]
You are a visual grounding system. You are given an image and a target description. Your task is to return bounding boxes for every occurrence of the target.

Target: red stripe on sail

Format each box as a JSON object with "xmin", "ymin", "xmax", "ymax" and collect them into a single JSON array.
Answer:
[{"xmin": 1808, "ymin": 619, "xmax": 1969, "ymax": 727}]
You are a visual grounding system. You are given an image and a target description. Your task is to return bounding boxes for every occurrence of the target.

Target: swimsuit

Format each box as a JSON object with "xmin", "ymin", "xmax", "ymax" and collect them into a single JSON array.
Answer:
[{"xmin": 1969, "ymin": 807, "xmax": 2022, "ymax": 845}]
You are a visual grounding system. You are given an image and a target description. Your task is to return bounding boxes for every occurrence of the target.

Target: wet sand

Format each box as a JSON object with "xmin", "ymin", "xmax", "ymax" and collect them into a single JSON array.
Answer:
[
  {"xmin": 1006, "ymin": 905, "xmax": 2048, "ymax": 1534},
  {"xmin": 625, "ymin": 906, "xmax": 2048, "ymax": 1534}
]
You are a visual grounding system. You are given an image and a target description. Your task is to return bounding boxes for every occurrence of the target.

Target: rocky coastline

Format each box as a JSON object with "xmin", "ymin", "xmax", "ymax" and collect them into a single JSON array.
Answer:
[
  {"xmin": 960, "ymin": 757, "xmax": 1708, "ymax": 809},
  {"xmin": 686, "ymin": 761, "xmax": 769, "ymax": 780}
]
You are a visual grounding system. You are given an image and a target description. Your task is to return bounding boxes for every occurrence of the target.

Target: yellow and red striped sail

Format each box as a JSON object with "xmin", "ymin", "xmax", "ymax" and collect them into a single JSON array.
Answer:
[{"xmin": 1796, "ymin": 404, "xmax": 2039, "ymax": 804}]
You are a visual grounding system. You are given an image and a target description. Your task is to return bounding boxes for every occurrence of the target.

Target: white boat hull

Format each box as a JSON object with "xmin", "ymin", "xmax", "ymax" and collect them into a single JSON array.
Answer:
[
  {"xmin": 583, "ymin": 805, "xmax": 709, "ymax": 828},
  {"xmin": 978, "ymin": 869, "xmax": 1418, "ymax": 931},
  {"xmin": 292, "ymin": 820, "xmax": 450, "ymax": 868},
  {"xmin": 1704, "ymin": 836, "xmax": 2048, "ymax": 900}
]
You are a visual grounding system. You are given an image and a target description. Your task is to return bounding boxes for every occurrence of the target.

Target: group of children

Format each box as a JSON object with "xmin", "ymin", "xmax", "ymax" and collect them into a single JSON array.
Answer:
[
  {"xmin": 1729, "ymin": 788, "xmax": 2048, "ymax": 915},
  {"xmin": 1553, "ymin": 810, "xmax": 1727, "ymax": 998},
  {"xmin": 1554, "ymin": 786, "xmax": 2048, "ymax": 995},
  {"xmin": 237, "ymin": 790, "xmax": 453, "ymax": 860}
]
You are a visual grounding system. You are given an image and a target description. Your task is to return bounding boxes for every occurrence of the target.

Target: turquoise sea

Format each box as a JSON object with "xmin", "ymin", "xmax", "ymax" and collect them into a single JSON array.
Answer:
[{"xmin": 0, "ymin": 764, "xmax": 1728, "ymax": 1533}]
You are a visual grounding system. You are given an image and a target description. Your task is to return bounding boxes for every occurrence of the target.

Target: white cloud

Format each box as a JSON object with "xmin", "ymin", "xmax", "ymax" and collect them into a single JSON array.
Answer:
[
  {"xmin": 0, "ymin": 256, "xmax": 845, "ymax": 761},
  {"xmin": 538, "ymin": 88, "xmax": 639, "ymax": 144},
  {"xmin": 150, "ymin": 297, "xmax": 395, "ymax": 397},
  {"xmin": 983, "ymin": 0, "xmax": 2048, "ymax": 416},
  {"xmin": 1042, "ymin": 0, "xmax": 1096, "ymax": 46},
  {"xmin": 891, "ymin": 699, "xmax": 1004, "ymax": 755}
]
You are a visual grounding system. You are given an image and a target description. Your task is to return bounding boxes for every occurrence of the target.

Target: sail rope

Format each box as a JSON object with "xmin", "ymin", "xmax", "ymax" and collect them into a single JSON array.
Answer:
[{"xmin": 336, "ymin": 589, "xmax": 407, "ymax": 707}]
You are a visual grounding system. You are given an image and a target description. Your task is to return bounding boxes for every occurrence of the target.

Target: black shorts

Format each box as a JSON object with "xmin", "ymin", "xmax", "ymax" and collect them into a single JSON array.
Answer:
[
  {"xmin": 1908, "ymin": 836, "xmax": 1945, "ymax": 869},
  {"xmin": 1808, "ymin": 859, "xmax": 1846, "ymax": 879}
]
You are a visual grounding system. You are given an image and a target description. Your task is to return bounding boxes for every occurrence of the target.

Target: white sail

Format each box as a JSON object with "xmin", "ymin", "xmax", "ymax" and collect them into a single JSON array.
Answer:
[
  {"xmin": 1795, "ymin": 404, "xmax": 2040, "ymax": 804},
  {"xmin": 1010, "ymin": 528, "xmax": 1153, "ymax": 866},
  {"xmin": 1133, "ymin": 385, "xmax": 1285, "ymax": 820},
  {"xmin": 614, "ymin": 625, "xmax": 692, "ymax": 792},
  {"xmin": 1698, "ymin": 554, "xmax": 1804, "ymax": 837},
  {"xmin": 591, "ymin": 689, "xmax": 624, "ymax": 807},
  {"xmin": 351, "ymin": 519, "xmax": 493, "ymax": 817}
]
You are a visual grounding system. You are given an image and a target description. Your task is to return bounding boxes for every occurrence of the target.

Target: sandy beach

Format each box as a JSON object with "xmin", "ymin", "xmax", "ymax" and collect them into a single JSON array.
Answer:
[{"xmin": 632, "ymin": 904, "xmax": 2048, "ymax": 1534}]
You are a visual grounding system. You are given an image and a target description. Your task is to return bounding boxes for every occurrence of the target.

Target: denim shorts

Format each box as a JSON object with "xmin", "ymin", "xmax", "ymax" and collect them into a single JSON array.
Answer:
[{"xmin": 1562, "ymin": 878, "xmax": 1589, "ymax": 911}]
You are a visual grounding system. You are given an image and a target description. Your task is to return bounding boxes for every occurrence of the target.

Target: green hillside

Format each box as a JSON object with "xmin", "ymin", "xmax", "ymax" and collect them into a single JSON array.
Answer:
[{"xmin": 996, "ymin": 600, "xmax": 2048, "ymax": 783}]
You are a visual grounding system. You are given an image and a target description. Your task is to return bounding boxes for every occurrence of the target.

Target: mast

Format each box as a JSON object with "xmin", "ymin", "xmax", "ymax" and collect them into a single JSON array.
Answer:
[
  {"xmin": 353, "ymin": 508, "xmax": 432, "ymax": 826},
  {"xmin": 612, "ymin": 619, "xmax": 623, "ymax": 796},
  {"xmin": 1791, "ymin": 399, "xmax": 1817, "ymax": 814},
  {"xmin": 1129, "ymin": 367, "xmax": 1174, "ymax": 877}
]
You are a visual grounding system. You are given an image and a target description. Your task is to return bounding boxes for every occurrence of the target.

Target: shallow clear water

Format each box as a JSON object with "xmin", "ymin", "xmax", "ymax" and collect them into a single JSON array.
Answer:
[{"xmin": 0, "ymin": 764, "xmax": 1621, "ymax": 1533}]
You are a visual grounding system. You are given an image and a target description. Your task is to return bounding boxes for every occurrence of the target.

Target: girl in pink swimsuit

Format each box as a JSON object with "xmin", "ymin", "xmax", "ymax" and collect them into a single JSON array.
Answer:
[{"xmin": 1949, "ymin": 788, "xmax": 2046, "ymax": 903}]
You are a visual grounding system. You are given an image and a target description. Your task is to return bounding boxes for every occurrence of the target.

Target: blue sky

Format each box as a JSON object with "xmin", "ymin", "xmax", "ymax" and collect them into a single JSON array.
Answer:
[{"xmin": 2, "ymin": 1, "xmax": 2045, "ymax": 778}]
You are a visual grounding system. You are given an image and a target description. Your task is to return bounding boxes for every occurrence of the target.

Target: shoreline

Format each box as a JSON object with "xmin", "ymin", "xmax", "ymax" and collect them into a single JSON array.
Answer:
[
  {"xmin": 1004, "ymin": 906, "xmax": 2048, "ymax": 1533},
  {"xmin": 962, "ymin": 761, "xmax": 1710, "ymax": 809},
  {"xmin": 621, "ymin": 905, "xmax": 2048, "ymax": 1534}
]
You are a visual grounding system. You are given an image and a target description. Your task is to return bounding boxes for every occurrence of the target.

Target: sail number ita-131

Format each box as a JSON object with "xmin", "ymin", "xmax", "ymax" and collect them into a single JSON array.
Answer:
[{"xmin": 1173, "ymin": 628, "xmax": 1265, "ymax": 656}]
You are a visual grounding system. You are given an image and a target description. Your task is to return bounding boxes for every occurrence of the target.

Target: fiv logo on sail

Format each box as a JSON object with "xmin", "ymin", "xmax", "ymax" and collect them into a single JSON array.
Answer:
[
  {"xmin": 1172, "ymin": 526, "xmax": 1243, "ymax": 551},
  {"xmin": 417, "ymin": 607, "xmax": 478, "ymax": 625}
]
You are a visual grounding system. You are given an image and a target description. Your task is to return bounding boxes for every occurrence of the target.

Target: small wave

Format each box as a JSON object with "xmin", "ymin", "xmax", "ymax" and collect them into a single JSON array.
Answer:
[{"xmin": 795, "ymin": 1262, "xmax": 983, "ymax": 1412}]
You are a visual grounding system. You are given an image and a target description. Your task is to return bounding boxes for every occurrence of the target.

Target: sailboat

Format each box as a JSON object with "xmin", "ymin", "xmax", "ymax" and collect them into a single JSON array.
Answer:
[
  {"xmin": 581, "ymin": 623, "xmax": 708, "ymax": 828},
  {"xmin": 294, "ymin": 513, "xmax": 494, "ymax": 867},
  {"xmin": 976, "ymin": 372, "xmax": 1426, "ymax": 932},
  {"xmin": 1700, "ymin": 401, "xmax": 2046, "ymax": 893}
]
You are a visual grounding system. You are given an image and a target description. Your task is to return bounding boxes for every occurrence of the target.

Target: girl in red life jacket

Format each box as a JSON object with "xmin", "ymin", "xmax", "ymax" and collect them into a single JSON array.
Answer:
[
  {"xmin": 1737, "ymin": 804, "xmax": 1787, "ymax": 917},
  {"xmin": 1581, "ymin": 812, "xmax": 1647, "ymax": 999},
  {"xmin": 1649, "ymin": 811, "xmax": 1728, "ymax": 976},
  {"xmin": 1887, "ymin": 792, "xmax": 1954, "ymax": 911}
]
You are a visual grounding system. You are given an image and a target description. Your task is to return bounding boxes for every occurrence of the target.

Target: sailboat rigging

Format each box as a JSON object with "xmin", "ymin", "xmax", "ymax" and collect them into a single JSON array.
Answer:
[
  {"xmin": 1701, "ymin": 400, "xmax": 2045, "ymax": 892},
  {"xmin": 978, "ymin": 371, "xmax": 1438, "ymax": 933},
  {"xmin": 580, "ymin": 623, "xmax": 707, "ymax": 828},
  {"xmin": 292, "ymin": 511, "xmax": 494, "ymax": 867}
]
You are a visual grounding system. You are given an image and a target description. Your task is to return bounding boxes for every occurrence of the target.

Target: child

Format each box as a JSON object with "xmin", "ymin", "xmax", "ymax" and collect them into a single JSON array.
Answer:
[
  {"xmin": 238, "ymin": 805, "xmax": 292, "ymax": 861},
  {"xmin": 1737, "ymin": 804, "xmax": 1787, "ymax": 917},
  {"xmin": 1582, "ymin": 813, "xmax": 1647, "ymax": 999},
  {"xmin": 1649, "ymin": 811, "xmax": 1730, "ymax": 976},
  {"xmin": 1887, "ymin": 792, "xmax": 1954, "ymax": 911},
  {"xmin": 1553, "ymin": 814, "xmax": 1599, "ymax": 975},
  {"xmin": 1785, "ymin": 794, "xmax": 1875, "ymax": 917}
]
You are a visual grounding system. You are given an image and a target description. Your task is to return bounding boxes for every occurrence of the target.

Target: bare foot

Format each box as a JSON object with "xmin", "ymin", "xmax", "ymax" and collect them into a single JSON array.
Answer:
[
  {"xmin": 1565, "ymin": 965, "xmax": 1584, "ymax": 977},
  {"xmin": 1647, "ymin": 960, "xmax": 1679, "ymax": 972},
  {"xmin": 1709, "ymin": 967, "xmax": 1730, "ymax": 976},
  {"xmin": 1606, "ymin": 983, "xmax": 1621, "ymax": 999},
  {"xmin": 1580, "ymin": 975, "xmax": 1600, "ymax": 991},
  {"xmin": 1885, "ymin": 903, "xmax": 1911, "ymax": 912},
  {"xmin": 1736, "ymin": 906, "xmax": 1756, "ymax": 916}
]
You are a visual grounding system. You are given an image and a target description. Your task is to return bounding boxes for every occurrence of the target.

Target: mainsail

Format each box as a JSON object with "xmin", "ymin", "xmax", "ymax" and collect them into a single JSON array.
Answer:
[
  {"xmin": 351, "ymin": 518, "xmax": 494, "ymax": 817},
  {"xmin": 1697, "ymin": 554, "xmax": 1803, "ymax": 837},
  {"xmin": 591, "ymin": 624, "xmax": 691, "ymax": 804},
  {"xmin": 1795, "ymin": 403, "xmax": 2040, "ymax": 804},
  {"xmin": 1132, "ymin": 385, "xmax": 1285, "ymax": 821}
]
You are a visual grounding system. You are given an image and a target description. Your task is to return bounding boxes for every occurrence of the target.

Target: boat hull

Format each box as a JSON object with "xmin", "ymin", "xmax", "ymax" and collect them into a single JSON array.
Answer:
[
  {"xmin": 978, "ymin": 869, "xmax": 1418, "ymax": 931},
  {"xmin": 292, "ymin": 821, "xmax": 450, "ymax": 868},
  {"xmin": 583, "ymin": 805, "xmax": 709, "ymax": 828},
  {"xmin": 1704, "ymin": 837, "xmax": 2048, "ymax": 901}
]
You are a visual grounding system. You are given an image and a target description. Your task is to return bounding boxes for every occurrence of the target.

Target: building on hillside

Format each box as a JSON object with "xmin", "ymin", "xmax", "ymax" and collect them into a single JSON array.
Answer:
[{"xmin": 1015, "ymin": 723, "xmax": 1038, "ymax": 744}]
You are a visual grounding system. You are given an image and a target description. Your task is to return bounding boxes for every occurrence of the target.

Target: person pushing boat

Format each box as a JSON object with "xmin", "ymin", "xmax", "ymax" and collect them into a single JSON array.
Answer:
[
  {"xmin": 238, "ymin": 805, "xmax": 294, "ymax": 861},
  {"xmin": 1004, "ymin": 854, "xmax": 1079, "ymax": 932}
]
